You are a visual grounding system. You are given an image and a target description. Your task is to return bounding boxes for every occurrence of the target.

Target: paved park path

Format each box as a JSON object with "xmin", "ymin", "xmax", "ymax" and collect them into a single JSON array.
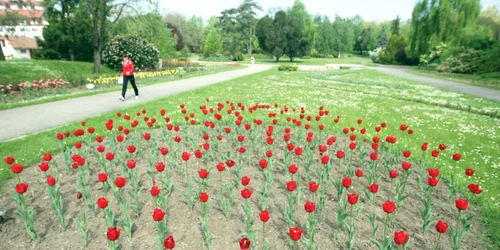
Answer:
[
  {"xmin": 0, "ymin": 65, "xmax": 273, "ymax": 142},
  {"xmin": 371, "ymin": 65, "xmax": 500, "ymax": 102}
]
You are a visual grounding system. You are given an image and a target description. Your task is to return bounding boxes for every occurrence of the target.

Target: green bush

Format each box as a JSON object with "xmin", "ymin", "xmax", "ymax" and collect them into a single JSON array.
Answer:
[
  {"xmin": 310, "ymin": 49, "xmax": 321, "ymax": 58},
  {"xmin": 302, "ymin": 56, "xmax": 311, "ymax": 59},
  {"xmin": 103, "ymin": 35, "xmax": 160, "ymax": 71},
  {"xmin": 278, "ymin": 65, "xmax": 298, "ymax": 71},
  {"xmin": 250, "ymin": 54, "xmax": 272, "ymax": 60},
  {"xmin": 437, "ymin": 49, "xmax": 481, "ymax": 74},
  {"xmin": 477, "ymin": 41, "xmax": 500, "ymax": 74},
  {"xmin": 222, "ymin": 51, "xmax": 232, "ymax": 57},
  {"xmin": 233, "ymin": 51, "xmax": 244, "ymax": 61},
  {"xmin": 200, "ymin": 54, "xmax": 232, "ymax": 62}
]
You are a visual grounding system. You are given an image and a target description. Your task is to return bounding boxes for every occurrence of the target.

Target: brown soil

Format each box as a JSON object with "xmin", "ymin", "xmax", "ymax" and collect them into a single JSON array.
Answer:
[{"xmin": 0, "ymin": 123, "xmax": 485, "ymax": 250}]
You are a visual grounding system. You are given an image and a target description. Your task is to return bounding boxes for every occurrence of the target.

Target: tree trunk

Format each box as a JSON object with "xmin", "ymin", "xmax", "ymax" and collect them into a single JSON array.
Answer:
[
  {"xmin": 247, "ymin": 27, "xmax": 253, "ymax": 55},
  {"xmin": 92, "ymin": 1, "xmax": 100, "ymax": 74},
  {"xmin": 0, "ymin": 45, "xmax": 5, "ymax": 61},
  {"xmin": 69, "ymin": 48, "xmax": 75, "ymax": 61}
]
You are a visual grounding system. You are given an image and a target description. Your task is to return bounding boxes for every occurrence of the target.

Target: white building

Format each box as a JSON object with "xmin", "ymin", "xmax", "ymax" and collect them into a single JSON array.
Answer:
[{"xmin": 0, "ymin": 0, "xmax": 46, "ymax": 59}]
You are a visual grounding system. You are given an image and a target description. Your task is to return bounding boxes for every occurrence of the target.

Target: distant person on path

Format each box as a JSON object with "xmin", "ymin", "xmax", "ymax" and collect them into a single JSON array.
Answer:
[
  {"xmin": 119, "ymin": 54, "xmax": 139, "ymax": 101},
  {"xmin": 250, "ymin": 56, "xmax": 255, "ymax": 65}
]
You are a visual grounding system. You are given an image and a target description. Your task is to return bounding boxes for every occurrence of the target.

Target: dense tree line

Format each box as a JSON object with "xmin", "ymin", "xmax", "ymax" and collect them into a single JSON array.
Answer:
[{"xmin": 18, "ymin": 0, "xmax": 499, "ymax": 75}]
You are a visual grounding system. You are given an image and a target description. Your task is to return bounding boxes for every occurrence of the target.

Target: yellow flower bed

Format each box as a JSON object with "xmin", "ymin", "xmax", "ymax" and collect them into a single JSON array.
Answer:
[{"xmin": 87, "ymin": 69, "xmax": 184, "ymax": 85}]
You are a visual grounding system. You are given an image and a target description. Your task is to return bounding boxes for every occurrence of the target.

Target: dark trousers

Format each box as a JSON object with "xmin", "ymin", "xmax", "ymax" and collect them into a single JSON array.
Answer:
[{"xmin": 121, "ymin": 75, "xmax": 139, "ymax": 97}]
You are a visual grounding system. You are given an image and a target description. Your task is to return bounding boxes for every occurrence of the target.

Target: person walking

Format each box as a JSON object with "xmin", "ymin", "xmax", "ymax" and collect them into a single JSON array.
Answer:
[{"xmin": 119, "ymin": 54, "xmax": 139, "ymax": 101}]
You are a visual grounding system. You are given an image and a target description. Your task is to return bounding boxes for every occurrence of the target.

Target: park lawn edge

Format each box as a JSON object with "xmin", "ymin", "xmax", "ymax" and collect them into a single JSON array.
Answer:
[
  {"xmin": 0, "ymin": 65, "xmax": 246, "ymax": 111},
  {"xmin": 0, "ymin": 68, "xmax": 498, "ymax": 249},
  {"xmin": 407, "ymin": 69, "xmax": 500, "ymax": 91}
]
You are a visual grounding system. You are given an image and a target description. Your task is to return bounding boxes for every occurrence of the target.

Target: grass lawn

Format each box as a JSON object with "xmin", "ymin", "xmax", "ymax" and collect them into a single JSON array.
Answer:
[
  {"xmin": 252, "ymin": 55, "xmax": 377, "ymax": 66},
  {"xmin": 0, "ymin": 68, "xmax": 499, "ymax": 248},
  {"xmin": 408, "ymin": 67, "xmax": 500, "ymax": 90},
  {"xmin": 0, "ymin": 60, "xmax": 117, "ymax": 84},
  {"xmin": 0, "ymin": 65, "xmax": 245, "ymax": 110}
]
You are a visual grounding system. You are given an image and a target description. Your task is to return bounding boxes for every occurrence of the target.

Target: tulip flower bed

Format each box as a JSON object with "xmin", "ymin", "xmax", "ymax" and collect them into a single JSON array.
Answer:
[{"xmin": 0, "ymin": 101, "xmax": 485, "ymax": 250}]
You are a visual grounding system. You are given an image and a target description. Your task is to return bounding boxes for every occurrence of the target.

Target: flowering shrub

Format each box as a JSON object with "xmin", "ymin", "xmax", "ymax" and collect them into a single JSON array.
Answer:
[
  {"xmin": 102, "ymin": 35, "xmax": 161, "ymax": 71},
  {"xmin": 0, "ymin": 100, "xmax": 483, "ymax": 250}
]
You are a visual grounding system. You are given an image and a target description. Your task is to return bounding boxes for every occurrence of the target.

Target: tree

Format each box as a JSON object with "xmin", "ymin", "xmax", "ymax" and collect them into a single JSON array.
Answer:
[
  {"xmin": 380, "ymin": 34, "xmax": 407, "ymax": 64},
  {"xmin": 256, "ymin": 11, "xmax": 288, "ymax": 61},
  {"xmin": 40, "ymin": 0, "xmax": 93, "ymax": 61},
  {"xmin": 0, "ymin": 10, "xmax": 27, "ymax": 35},
  {"xmin": 314, "ymin": 16, "xmax": 334, "ymax": 57},
  {"xmin": 477, "ymin": 6, "xmax": 500, "ymax": 41},
  {"xmin": 354, "ymin": 22, "xmax": 375, "ymax": 54},
  {"xmin": 202, "ymin": 26, "xmax": 223, "ymax": 56},
  {"xmin": 391, "ymin": 15, "xmax": 400, "ymax": 35},
  {"xmin": 409, "ymin": 0, "xmax": 481, "ymax": 57},
  {"xmin": 287, "ymin": 0, "xmax": 314, "ymax": 57},
  {"xmin": 236, "ymin": 0, "xmax": 262, "ymax": 55},
  {"xmin": 331, "ymin": 15, "xmax": 355, "ymax": 57},
  {"xmin": 84, "ymin": 0, "xmax": 153, "ymax": 74},
  {"xmin": 113, "ymin": 13, "xmax": 176, "ymax": 58},
  {"xmin": 374, "ymin": 26, "xmax": 389, "ymax": 48}
]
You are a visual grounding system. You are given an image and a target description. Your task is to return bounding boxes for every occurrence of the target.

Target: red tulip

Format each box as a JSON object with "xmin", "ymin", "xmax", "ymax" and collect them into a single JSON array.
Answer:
[
  {"xmin": 421, "ymin": 142, "xmax": 429, "ymax": 151},
  {"xmin": 436, "ymin": 221, "xmax": 448, "ymax": 233},
  {"xmin": 428, "ymin": 177, "xmax": 439, "ymax": 187},
  {"xmin": 76, "ymin": 192, "xmax": 83, "ymax": 199},
  {"xmin": 164, "ymin": 235, "xmax": 175, "ymax": 249},
  {"xmin": 199, "ymin": 169, "xmax": 209, "ymax": 179},
  {"xmin": 259, "ymin": 159, "xmax": 268, "ymax": 169},
  {"xmin": 226, "ymin": 160, "xmax": 235, "ymax": 167},
  {"xmin": 383, "ymin": 201, "xmax": 396, "ymax": 213},
  {"xmin": 260, "ymin": 210, "xmax": 270, "ymax": 222},
  {"xmin": 241, "ymin": 176, "xmax": 251, "ymax": 186},
  {"xmin": 98, "ymin": 173, "xmax": 108, "ymax": 182},
  {"xmin": 194, "ymin": 150, "xmax": 203, "ymax": 158},
  {"xmin": 394, "ymin": 230, "xmax": 409, "ymax": 245},
  {"xmin": 309, "ymin": 182, "xmax": 319, "ymax": 193},
  {"xmin": 15, "ymin": 183, "xmax": 28, "ymax": 194},
  {"xmin": 452, "ymin": 153, "xmax": 461, "ymax": 161},
  {"xmin": 289, "ymin": 227, "xmax": 303, "ymax": 241},
  {"xmin": 107, "ymin": 227, "xmax": 120, "ymax": 241},
  {"xmin": 347, "ymin": 193, "xmax": 359, "ymax": 205},
  {"xmin": 286, "ymin": 181, "xmax": 297, "ymax": 192},
  {"xmin": 370, "ymin": 152, "xmax": 378, "ymax": 160},
  {"xmin": 455, "ymin": 198, "xmax": 469, "ymax": 210},
  {"xmin": 342, "ymin": 177, "xmax": 352, "ymax": 188},
  {"xmin": 403, "ymin": 150, "xmax": 411, "ymax": 158},
  {"xmin": 431, "ymin": 150, "xmax": 439, "ymax": 157},
  {"xmin": 465, "ymin": 168, "xmax": 475, "ymax": 176},
  {"xmin": 368, "ymin": 184, "xmax": 379, "ymax": 193},
  {"xmin": 241, "ymin": 188, "xmax": 253, "ymax": 199},
  {"xmin": 468, "ymin": 184, "xmax": 482, "ymax": 194},
  {"xmin": 336, "ymin": 150, "xmax": 345, "ymax": 159},
  {"xmin": 126, "ymin": 160, "xmax": 136, "ymax": 169},
  {"xmin": 11, "ymin": 164, "xmax": 24, "ymax": 174},
  {"xmin": 181, "ymin": 152, "xmax": 191, "ymax": 161},
  {"xmin": 97, "ymin": 197, "xmax": 108, "ymax": 209},
  {"xmin": 160, "ymin": 147, "xmax": 169, "ymax": 155},
  {"xmin": 115, "ymin": 177, "xmax": 126, "ymax": 188},
  {"xmin": 355, "ymin": 169, "xmax": 363, "ymax": 177},
  {"xmin": 43, "ymin": 153, "xmax": 52, "ymax": 162},
  {"xmin": 46, "ymin": 176, "xmax": 56, "ymax": 186},
  {"xmin": 318, "ymin": 144, "xmax": 328, "ymax": 153},
  {"xmin": 239, "ymin": 237, "xmax": 251, "ymax": 250},
  {"xmin": 389, "ymin": 170, "xmax": 398, "ymax": 179},
  {"xmin": 289, "ymin": 164, "xmax": 298, "ymax": 174},
  {"xmin": 401, "ymin": 162, "xmax": 411, "ymax": 171},
  {"xmin": 4, "ymin": 156, "xmax": 15, "ymax": 164},
  {"xmin": 152, "ymin": 208, "xmax": 166, "ymax": 221},
  {"xmin": 127, "ymin": 145, "xmax": 136, "ymax": 153},
  {"xmin": 304, "ymin": 201, "xmax": 316, "ymax": 213},
  {"xmin": 439, "ymin": 144, "xmax": 446, "ymax": 150},
  {"xmin": 427, "ymin": 168, "xmax": 440, "ymax": 177},
  {"xmin": 199, "ymin": 192, "xmax": 209, "ymax": 203},
  {"xmin": 151, "ymin": 185, "xmax": 160, "ymax": 196},
  {"xmin": 216, "ymin": 162, "xmax": 225, "ymax": 172},
  {"xmin": 266, "ymin": 150, "xmax": 273, "ymax": 158},
  {"xmin": 106, "ymin": 152, "xmax": 115, "ymax": 161}
]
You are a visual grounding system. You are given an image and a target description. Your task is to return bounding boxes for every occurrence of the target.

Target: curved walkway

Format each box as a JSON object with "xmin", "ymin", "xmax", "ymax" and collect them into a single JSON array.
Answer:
[
  {"xmin": 371, "ymin": 65, "xmax": 500, "ymax": 102},
  {"xmin": 0, "ymin": 65, "xmax": 273, "ymax": 142}
]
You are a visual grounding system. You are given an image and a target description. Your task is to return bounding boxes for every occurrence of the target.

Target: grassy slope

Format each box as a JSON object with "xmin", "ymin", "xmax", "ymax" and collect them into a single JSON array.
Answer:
[
  {"xmin": 0, "ymin": 60, "xmax": 117, "ymax": 84},
  {"xmin": 0, "ymin": 68, "xmax": 499, "ymax": 248},
  {"xmin": 408, "ymin": 68, "xmax": 500, "ymax": 90},
  {"xmin": 251, "ymin": 56, "xmax": 377, "ymax": 66}
]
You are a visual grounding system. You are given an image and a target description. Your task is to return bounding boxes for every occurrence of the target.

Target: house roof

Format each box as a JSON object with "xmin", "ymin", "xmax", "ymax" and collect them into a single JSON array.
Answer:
[
  {"xmin": 0, "ymin": 9, "xmax": 44, "ymax": 19},
  {"xmin": 5, "ymin": 36, "xmax": 39, "ymax": 49}
]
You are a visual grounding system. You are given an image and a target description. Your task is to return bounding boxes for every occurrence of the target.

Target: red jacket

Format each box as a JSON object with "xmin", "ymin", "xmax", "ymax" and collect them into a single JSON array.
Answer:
[{"xmin": 122, "ymin": 59, "xmax": 135, "ymax": 76}]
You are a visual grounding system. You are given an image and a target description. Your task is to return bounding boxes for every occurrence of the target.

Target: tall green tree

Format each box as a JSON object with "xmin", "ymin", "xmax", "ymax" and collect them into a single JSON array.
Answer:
[
  {"xmin": 331, "ymin": 15, "xmax": 355, "ymax": 57},
  {"xmin": 374, "ymin": 26, "xmax": 389, "ymax": 48},
  {"xmin": 391, "ymin": 15, "xmax": 400, "ymax": 35},
  {"xmin": 255, "ymin": 10, "xmax": 287, "ymax": 61},
  {"xmin": 410, "ymin": 0, "xmax": 481, "ymax": 57},
  {"xmin": 287, "ymin": 0, "xmax": 314, "ymax": 57},
  {"xmin": 314, "ymin": 16, "xmax": 334, "ymax": 57},
  {"xmin": 477, "ymin": 6, "xmax": 500, "ymax": 41},
  {"xmin": 41, "ymin": 0, "xmax": 94, "ymax": 61},
  {"xmin": 236, "ymin": 0, "xmax": 262, "ymax": 54},
  {"xmin": 202, "ymin": 22, "xmax": 223, "ymax": 56}
]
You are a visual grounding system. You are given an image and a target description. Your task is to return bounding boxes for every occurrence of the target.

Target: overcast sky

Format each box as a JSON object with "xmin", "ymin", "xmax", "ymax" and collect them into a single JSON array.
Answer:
[{"xmin": 158, "ymin": 0, "xmax": 500, "ymax": 23}]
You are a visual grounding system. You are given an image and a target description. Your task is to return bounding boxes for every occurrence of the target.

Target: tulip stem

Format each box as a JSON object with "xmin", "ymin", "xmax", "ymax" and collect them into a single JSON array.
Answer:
[
  {"xmin": 262, "ymin": 222, "xmax": 266, "ymax": 248},
  {"xmin": 434, "ymin": 233, "xmax": 441, "ymax": 250}
]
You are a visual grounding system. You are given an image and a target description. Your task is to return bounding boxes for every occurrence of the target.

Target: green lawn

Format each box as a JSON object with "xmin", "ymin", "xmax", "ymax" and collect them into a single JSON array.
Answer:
[
  {"xmin": 0, "ymin": 65, "xmax": 245, "ymax": 110},
  {"xmin": 252, "ymin": 55, "xmax": 377, "ymax": 66},
  {"xmin": 408, "ymin": 68, "xmax": 500, "ymax": 90},
  {"xmin": 0, "ymin": 68, "xmax": 499, "ymax": 248},
  {"xmin": 0, "ymin": 60, "xmax": 117, "ymax": 84}
]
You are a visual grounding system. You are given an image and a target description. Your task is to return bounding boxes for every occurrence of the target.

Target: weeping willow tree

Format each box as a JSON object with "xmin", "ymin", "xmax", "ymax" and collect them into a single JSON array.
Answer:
[{"xmin": 409, "ymin": 0, "xmax": 481, "ymax": 57}]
